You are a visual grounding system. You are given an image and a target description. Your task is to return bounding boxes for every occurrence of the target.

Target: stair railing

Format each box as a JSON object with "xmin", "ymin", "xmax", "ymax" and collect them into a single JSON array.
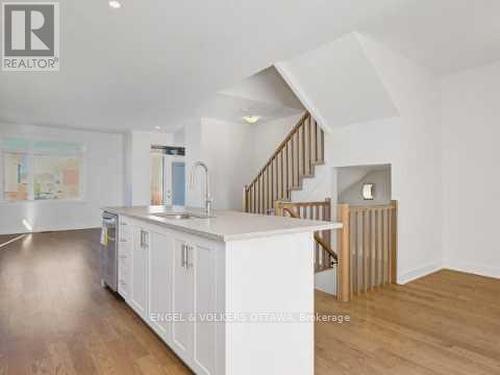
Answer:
[
  {"xmin": 336, "ymin": 201, "xmax": 398, "ymax": 302},
  {"xmin": 275, "ymin": 199, "xmax": 336, "ymax": 273},
  {"xmin": 273, "ymin": 200, "xmax": 398, "ymax": 302},
  {"xmin": 243, "ymin": 112, "xmax": 325, "ymax": 214}
]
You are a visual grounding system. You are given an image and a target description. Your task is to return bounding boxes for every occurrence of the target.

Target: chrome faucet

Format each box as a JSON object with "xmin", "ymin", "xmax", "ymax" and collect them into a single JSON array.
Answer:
[{"xmin": 189, "ymin": 161, "xmax": 213, "ymax": 217}]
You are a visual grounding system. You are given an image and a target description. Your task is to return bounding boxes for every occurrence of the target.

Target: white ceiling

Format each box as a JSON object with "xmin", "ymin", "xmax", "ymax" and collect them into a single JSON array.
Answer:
[
  {"xmin": 1, "ymin": 0, "xmax": 500, "ymax": 132},
  {"xmin": 198, "ymin": 93, "xmax": 303, "ymax": 126},
  {"xmin": 199, "ymin": 66, "xmax": 304, "ymax": 125},
  {"xmin": 360, "ymin": 0, "xmax": 500, "ymax": 74},
  {"xmin": 0, "ymin": 0, "xmax": 406, "ymax": 132}
]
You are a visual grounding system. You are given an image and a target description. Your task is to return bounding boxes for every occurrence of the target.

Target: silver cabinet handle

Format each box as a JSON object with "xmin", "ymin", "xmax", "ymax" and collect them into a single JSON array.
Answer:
[
  {"xmin": 186, "ymin": 245, "xmax": 193, "ymax": 269},
  {"xmin": 181, "ymin": 244, "xmax": 187, "ymax": 268},
  {"xmin": 140, "ymin": 230, "xmax": 149, "ymax": 248}
]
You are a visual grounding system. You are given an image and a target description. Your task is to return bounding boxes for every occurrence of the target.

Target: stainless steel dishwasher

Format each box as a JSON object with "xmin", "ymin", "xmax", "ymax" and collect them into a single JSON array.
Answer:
[{"xmin": 100, "ymin": 212, "xmax": 118, "ymax": 291}]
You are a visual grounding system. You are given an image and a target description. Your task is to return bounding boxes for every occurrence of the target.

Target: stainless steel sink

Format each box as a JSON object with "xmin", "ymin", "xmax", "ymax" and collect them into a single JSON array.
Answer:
[{"xmin": 151, "ymin": 212, "xmax": 212, "ymax": 220}]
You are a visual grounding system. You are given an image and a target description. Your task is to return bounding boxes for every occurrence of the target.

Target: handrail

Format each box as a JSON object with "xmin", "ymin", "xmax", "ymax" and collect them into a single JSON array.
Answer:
[
  {"xmin": 281, "ymin": 207, "xmax": 338, "ymax": 264},
  {"xmin": 243, "ymin": 112, "xmax": 325, "ymax": 215},
  {"xmin": 248, "ymin": 111, "xmax": 310, "ymax": 188}
]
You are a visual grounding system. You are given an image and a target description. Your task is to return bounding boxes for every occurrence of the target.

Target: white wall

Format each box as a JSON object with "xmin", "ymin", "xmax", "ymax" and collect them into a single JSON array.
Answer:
[
  {"xmin": 441, "ymin": 61, "xmax": 500, "ymax": 278},
  {"xmin": 0, "ymin": 124, "xmax": 125, "ymax": 234},
  {"xmin": 341, "ymin": 35, "xmax": 443, "ymax": 284},
  {"xmin": 184, "ymin": 114, "xmax": 301, "ymax": 211},
  {"xmin": 281, "ymin": 33, "xmax": 443, "ymax": 284},
  {"xmin": 200, "ymin": 118, "xmax": 254, "ymax": 210}
]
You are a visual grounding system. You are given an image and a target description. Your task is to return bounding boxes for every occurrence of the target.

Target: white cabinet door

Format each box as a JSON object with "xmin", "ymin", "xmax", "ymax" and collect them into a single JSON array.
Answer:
[
  {"xmin": 130, "ymin": 227, "xmax": 149, "ymax": 319},
  {"xmin": 192, "ymin": 242, "xmax": 218, "ymax": 375},
  {"xmin": 171, "ymin": 236, "xmax": 219, "ymax": 375},
  {"xmin": 149, "ymin": 231, "xmax": 173, "ymax": 339},
  {"xmin": 171, "ymin": 238, "xmax": 194, "ymax": 359}
]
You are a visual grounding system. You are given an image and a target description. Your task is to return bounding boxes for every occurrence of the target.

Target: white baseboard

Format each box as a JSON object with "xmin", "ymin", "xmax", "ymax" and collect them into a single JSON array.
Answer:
[
  {"xmin": 444, "ymin": 261, "xmax": 500, "ymax": 279},
  {"xmin": 0, "ymin": 224, "xmax": 99, "ymax": 236},
  {"xmin": 397, "ymin": 262, "xmax": 443, "ymax": 285}
]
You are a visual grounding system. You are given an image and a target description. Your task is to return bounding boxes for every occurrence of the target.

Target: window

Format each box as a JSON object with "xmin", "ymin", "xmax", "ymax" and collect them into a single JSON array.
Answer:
[
  {"xmin": 1, "ymin": 138, "xmax": 84, "ymax": 202},
  {"xmin": 3, "ymin": 152, "xmax": 29, "ymax": 201}
]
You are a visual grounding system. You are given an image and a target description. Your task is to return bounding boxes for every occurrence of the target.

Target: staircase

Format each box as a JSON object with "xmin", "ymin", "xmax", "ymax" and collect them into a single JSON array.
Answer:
[
  {"xmin": 243, "ymin": 112, "xmax": 325, "ymax": 214},
  {"xmin": 242, "ymin": 111, "xmax": 398, "ymax": 302},
  {"xmin": 243, "ymin": 112, "xmax": 336, "ymax": 280}
]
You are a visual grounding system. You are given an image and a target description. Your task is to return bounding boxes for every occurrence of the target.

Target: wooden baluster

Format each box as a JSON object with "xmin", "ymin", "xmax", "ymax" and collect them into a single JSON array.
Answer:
[
  {"xmin": 263, "ymin": 170, "xmax": 267, "ymax": 214},
  {"xmin": 287, "ymin": 143, "xmax": 291, "ymax": 194},
  {"xmin": 370, "ymin": 209, "xmax": 376, "ymax": 289},
  {"xmin": 357, "ymin": 210, "xmax": 363, "ymax": 294},
  {"xmin": 311, "ymin": 119, "xmax": 317, "ymax": 163},
  {"xmin": 377, "ymin": 209, "xmax": 383, "ymax": 286},
  {"xmin": 350, "ymin": 210, "xmax": 356, "ymax": 295},
  {"xmin": 294, "ymin": 133, "xmax": 299, "ymax": 187},
  {"xmin": 337, "ymin": 204, "xmax": 350, "ymax": 302},
  {"xmin": 250, "ymin": 183, "xmax": 253, "ymax": 213},
  {"xmin": 263, "ymin": 173, "xmax": 266, "ymax": 214},
  {"xmin": 276, "ymin": 155, "xmax": 280, "ymax": 201},
  {"xmin": 290, "ymin": 136, "xmax": 295, "ymax": 189},
  {"xmin": 260, "ymin": 173, "xmax": 264, "ymax": 214},
  {"xmin": 383, "ymin": 208, "xmax": 389, "ymax": 285},
  {"xmin": 266, "ymin": 168, "xmax": 270, "ymax": 214},
  {"xmin": 363, "ymin": 210, "xmax": 370, "ymax": 293},
  {"xmin": 314, "ymin": 205, "xmax": 320, "ymax": 269},
  {"xmin": 270, "ymin": 165, "xmax": 273, "ymax": 211},
  {"xmin": 269, "ymin": 160, "xmax": 274, "ymax": 209},
  {"xmin": 302, "ymin": 119, "xmax": 307, "ymax": 176},
  {"xmin": 390, "ymin": 201, "xmax": 398, "ymax": 284},
  {"xmin": 244, "ymin": 187, "xmax": 247, "ymax": 213},
  {"xmin": 288, "ymin": 139, "xmax": 292, "ymax": 190},
  {"xmin": 299, "ymin": 125, "xmax": 304, "ymax": 181},
  {"xmin": 388, "ymin": 206, "xmax": 392, "ymax": 282},
  {"xmin": 255, "ymin": 176, "xmax": 260, "ymax": 214},
  {"xmin": 305, "ymin": 117, "xmax": 311, "ymax": 175},
  {"xmin": 256, "ymin": 176, "xmax": 260, "ymax": 214},
  {"xmin": 318, "ymin": 127, "xmax": 324, "ymax": 163},
  {"xmin": 274, "ymin": 159, "xmax": 277, "ymax": 209},
  {"xmin": 260, "ymin": 175, "xmax": 263, "ymax": 214},
  {"xmin": 280, "ymin": 149, "xmax": 284, "ymax": 199},
  {"xmin": 324, "ymin": 199, "xmax": 331, "ymax": 267},
  {"xmin": 249, "ymin": 184, "xmax": 253, "ymax": 213}
]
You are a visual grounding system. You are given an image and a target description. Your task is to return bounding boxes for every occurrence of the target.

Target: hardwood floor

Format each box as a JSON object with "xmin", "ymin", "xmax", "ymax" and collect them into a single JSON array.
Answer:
[
  {"xmin": 315, "ymin": 270, "xmax": 500, "ymax": 374},
  {"xmin": 0, "ymin": 230, "xmax": 191, "ymax": 374},
  {"xmin": 1, "ymin": 230, "xmax": 500, "ymax": 374}
]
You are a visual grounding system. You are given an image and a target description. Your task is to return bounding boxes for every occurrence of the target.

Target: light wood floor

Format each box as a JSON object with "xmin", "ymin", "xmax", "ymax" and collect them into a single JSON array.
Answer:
[{"xmin": 1, "ymin": 231, "xmax": 500, "ymax": 374}]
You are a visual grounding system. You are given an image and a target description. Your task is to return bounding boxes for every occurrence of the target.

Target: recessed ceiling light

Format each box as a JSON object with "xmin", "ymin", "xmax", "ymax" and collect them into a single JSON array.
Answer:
[
  {"xmin": 109, "ymin": 1, "xmax": 122, "ymax": 9},
  {"xmin": 242, "ymin": 115, "xmax": 261, "ymax": 124},
  {"xmin": 155, "ymin": 126, "xmax": 161, "ymax": 130}
]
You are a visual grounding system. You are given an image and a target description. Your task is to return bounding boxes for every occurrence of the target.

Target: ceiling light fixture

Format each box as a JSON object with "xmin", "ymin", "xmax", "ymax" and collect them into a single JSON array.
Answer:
[
  {"xmin": 242, "ymin": 115, "xmax": 261, "ymax": 124},
  {"xmin": 109, "ymin": 1, "xmax": 122, "ymax": 9},
  {"xmin": 155, "ymin": 126, "xmax": 161, "ymax": 130}
]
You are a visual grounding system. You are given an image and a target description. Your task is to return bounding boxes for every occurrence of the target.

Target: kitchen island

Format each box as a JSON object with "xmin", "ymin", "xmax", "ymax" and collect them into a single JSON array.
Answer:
[{"xmin": 104, "ymin": 206, "xmax": 341, "ymax": 375}]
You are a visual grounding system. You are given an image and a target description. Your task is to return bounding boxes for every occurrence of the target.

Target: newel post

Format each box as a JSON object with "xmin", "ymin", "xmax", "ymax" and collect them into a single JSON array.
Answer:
[{"xmin": 337, "ymin": 204, "xmax": 351, "ymax": 302}]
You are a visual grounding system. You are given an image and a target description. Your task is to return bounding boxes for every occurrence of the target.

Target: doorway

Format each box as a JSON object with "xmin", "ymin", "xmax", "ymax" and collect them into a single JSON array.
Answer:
[{"xmin": 151, "ymin": 146, "xmax": 186, "ymax": 206}]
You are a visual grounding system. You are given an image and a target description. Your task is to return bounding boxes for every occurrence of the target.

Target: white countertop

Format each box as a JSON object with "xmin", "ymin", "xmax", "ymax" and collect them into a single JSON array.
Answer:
[{"xmin": 104, "ymin": 206, "xmax": 342, "ymax": 242}]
